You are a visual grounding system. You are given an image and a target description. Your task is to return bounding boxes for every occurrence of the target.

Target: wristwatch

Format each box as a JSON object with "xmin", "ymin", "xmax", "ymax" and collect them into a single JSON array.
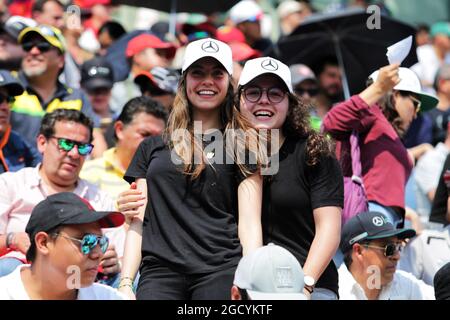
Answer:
[{"xmin": 304, "ymin": 275, "xmax": 316, "ymax": 294}]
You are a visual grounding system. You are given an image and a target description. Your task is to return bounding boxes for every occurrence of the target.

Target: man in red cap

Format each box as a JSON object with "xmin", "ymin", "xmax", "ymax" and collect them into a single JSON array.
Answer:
[{"xmin": 110, "ymin": 34, "xmax": 177, "ymax": 114}]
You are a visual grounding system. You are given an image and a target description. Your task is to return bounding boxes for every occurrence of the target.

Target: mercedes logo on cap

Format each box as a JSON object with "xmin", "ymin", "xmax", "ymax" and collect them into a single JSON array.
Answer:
[
  {"xmin": 201, "ymin": 40, "xmax": 219, "ymax": 53},
  {"xmin": 261, "ymin": 58, "xmax": 278, "ymax": 71},
  {"xmin": 372, "ymin": 216, "xmax": 384, "ymax": 227}
]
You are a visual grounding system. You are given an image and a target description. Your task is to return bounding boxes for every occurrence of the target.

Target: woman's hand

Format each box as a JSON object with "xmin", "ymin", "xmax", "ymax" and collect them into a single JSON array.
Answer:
[
  {"xmin": 359, "ymin": 63, "xmax": 401, "ymax": 106},
  {"xmin": 118, "ymin": 283, "xmax": 136, "ymax": 300},
  {"xmin": 116, "ymin": 182, "xmax": 146, "ymax": 222},
  {"xmin": 374, "ymin": 63, "xmax": 401, "ymax": 94}
]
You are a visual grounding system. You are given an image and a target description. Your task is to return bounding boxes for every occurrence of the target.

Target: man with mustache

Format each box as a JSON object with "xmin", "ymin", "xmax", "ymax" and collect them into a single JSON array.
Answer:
[
  {"xmin": 0, "ymin": 192, "xmax": 126, "ymax": 300},
  {"xmin": 338, "ymin": 211, "xmax": 433, "ymax": 300},
  {"xmin": 0, "ymin": 109, "xmax": 125, "ymax": 283}
]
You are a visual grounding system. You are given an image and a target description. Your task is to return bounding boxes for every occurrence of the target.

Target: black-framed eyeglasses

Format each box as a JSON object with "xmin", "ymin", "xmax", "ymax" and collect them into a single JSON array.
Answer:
[
  {"xmin": 409, "ymin": 95, "xmax": 421, "ymax": 113},
  {"xmin": 51, "ymin": 136, "xmax": 93, "ymax": 156},
  {"xmin": 22, "ymin": 41, "xmax": 52, "ymax": 53},
  {"xmin": 363, "ymin": 242, "xmax": 403, "ymax": 257},
  {"xmin": 0, "ymin": 94, "xmax": 14, "ymax": 104},
  {"xmin": 54, "ymin": 233, "xmax": 109, "ymax": 255},
  {"xmin": 294, "ymin": 87, "xmax": 319, "ymax": 97},
  {"xmin": 242, "ymin": 86, "xmax": 287, "ymax": 103}
]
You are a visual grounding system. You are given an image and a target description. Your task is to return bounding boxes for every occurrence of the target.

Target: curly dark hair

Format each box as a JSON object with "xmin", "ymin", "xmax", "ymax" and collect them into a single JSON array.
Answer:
[{"xmin": 282, "ymin": 93, "xmax": 334, "ymax": 166}]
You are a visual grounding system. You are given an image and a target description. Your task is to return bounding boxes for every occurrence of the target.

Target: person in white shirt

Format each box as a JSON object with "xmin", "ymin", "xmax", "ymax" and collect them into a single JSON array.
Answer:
[
  {"xmin": 0, "ymin": 192, "xmax": 127, "ymax": 300},
  {"xmin": 414, "ymin": 123, "xmax": 450, "ymax": 218},
  {"xmin": 411, "ymin": 22, "xmax": 450, "ymax": 94},
  {"xmin": 399, "ymin": 213, "xmax": 450, "ymax": 286},
  {"xmin": 339, "ymin": 211, "xmax": 434, "ymax": 300}
]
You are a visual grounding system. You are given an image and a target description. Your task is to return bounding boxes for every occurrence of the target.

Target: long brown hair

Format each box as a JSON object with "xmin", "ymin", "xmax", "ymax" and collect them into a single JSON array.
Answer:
[
  {"xmin": 164, "ymin": 70, "xmax": 267, "ymax": 179},
  {"xmin": 377, "ymin": 91, "xmax": 408, "ymax": 138},
  {"xmin": 365, "ymin": 78, "xmax": 405, "ymax": 138}
]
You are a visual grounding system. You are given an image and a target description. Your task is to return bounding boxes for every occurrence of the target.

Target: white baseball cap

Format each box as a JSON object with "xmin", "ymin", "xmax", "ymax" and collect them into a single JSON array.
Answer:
[
  {"xmin": 181, "ymin": 38, "xmax": 233, "ymax": 75},
  {"xmin": 229, "ymin": 0, "xmax": 264, "ymax": 25},
  {"xmin": 369, "ymin": 67, "xmax": 439, "ymax": 112},
  {"xmin": 239, "ymin": 57, "xmax": 293, "ymax": 93},
  {"xmin": 277, "ymin": 1, "xmax": 303, "ymax": 19},
  {"xmin": 233, "ymin": 243, "xmax": 307, "ymax": 300}
]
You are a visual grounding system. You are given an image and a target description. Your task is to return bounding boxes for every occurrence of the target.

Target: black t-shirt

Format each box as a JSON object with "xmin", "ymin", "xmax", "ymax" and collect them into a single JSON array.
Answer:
[
  {"xmin": 124, "ymin": 135, "xmax": 242, "ymax": 274},
  {"xmin": 430, "ymin": 153, "xmax": 450, "ymax": 225},
  {"xmin": 262, "ymin": 137, "xmax": 344, "ymax": 294}
]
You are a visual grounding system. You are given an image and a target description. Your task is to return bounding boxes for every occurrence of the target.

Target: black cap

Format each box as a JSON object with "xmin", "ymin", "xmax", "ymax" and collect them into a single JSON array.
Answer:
[
  {"xmin": 0, "ymin": 70, "xmax": 24, "ymax": 96},
  {"xmin": 340, "ymin": 211, "xmax": 416, "ymax": 253},
  {"xmin": 81, "ymin": 57, "xmax": 114, "ymax": 91},
  {"xmin": 25, "ymin": 192, "xmax": 125, "ymax": 241},
  {"xmin": 434, "ymin": 262, "xmax": 450, "ymax": 300},
  {"xmin": 134, "ymin": 67, "xmax": 179, "ymax": 95}
]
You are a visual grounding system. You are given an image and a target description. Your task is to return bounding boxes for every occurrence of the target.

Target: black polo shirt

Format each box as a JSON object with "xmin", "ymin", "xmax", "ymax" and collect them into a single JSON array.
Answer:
[
  {"xmin": 262, "ymin": 136, "xmax": 344, "ymax": 294},
  {"xmin": 124, "ymin": 135, "xmax": 242, "ymax": 274}
]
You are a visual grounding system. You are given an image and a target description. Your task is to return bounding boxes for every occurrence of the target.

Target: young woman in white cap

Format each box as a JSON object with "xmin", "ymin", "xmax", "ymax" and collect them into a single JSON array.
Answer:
[
  {"xmin": 323, "ymin": 64, "xmax": 439, "ymax": 228},
  {"xmin": 236, "ymin": 57, "xmax": 344, "ymax": 300},
  {"xmin": 117, "ymin": 38, "xmax": 264, "ymax": 300}
]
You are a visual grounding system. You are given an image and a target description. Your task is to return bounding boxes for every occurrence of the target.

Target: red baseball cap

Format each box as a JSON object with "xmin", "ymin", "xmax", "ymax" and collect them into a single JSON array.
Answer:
[
  {"xmin": 229, "ymin": 42, "xmax": 261, "ymax": 62},
  {"xmin": 216, "ymin": 26, "xmax": 246, "ymax": 44},
  {"xmin": 126, "ymin": 34, "xmax": 177, "ymax": 59}
]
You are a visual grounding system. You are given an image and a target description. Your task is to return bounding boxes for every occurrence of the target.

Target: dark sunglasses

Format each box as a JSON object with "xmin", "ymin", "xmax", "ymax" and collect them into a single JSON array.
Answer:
[
  {"xmin": 0, "ymin": 94, "xmax": 15, "ymax": 104},
  {"xmin": 294, "ymin": 87, "xmax": 319, "ymax": 97},
  {"xmin": 55, "ymin": 233, "xmax": 109, "ymax": 255},
  {"xmin": 243, "ymin": 86, "xmax": 287, "ymax": 103},
  {"xmin": 22, "ymin": 41, "xmax": 52, "ymax": 53},
  {"xmin": 364, "ymin": 242, "xmax": 403, "ymax": 257},
  {"xmin": 51, "ymin": 136, "xmax": 93, "ymax": 156}
]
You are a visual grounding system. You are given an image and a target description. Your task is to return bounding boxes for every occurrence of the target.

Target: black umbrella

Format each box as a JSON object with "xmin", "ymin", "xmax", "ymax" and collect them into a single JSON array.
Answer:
[
  {"xmin": 110, "ymin": 0, "xmax": 240, "ymax": 14},
  {"xmin": 274, "ymin": 8, "xmax": 418, "ymax": 98},
  {"xmin": 111, "ymin": 0, "xmax": 240, "ymax": 41}
]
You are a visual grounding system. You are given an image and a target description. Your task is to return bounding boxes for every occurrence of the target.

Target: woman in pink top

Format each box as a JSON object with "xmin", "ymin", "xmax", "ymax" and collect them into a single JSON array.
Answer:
[{"xmin": 323, "ymin": 64, "xmax": 438, "ymax": 227}]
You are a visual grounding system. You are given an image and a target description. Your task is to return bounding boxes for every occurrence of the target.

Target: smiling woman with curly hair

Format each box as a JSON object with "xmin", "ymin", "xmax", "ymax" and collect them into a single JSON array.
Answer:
[{"xmin": 236, "ymin": 57, "xmax": 344, "ymax": 300}]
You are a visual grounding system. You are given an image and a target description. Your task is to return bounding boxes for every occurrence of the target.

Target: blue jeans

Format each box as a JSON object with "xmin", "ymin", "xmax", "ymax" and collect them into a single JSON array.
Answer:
[{"xmin": 0, "ymin": 258, "xmax": 23, "ymax": 277}]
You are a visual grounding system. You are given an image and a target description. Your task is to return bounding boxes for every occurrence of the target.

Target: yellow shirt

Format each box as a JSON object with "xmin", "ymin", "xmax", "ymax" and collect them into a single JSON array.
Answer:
[{"xmin": 80, "ymin": 148, "xmax": 129, "ymax": 200}]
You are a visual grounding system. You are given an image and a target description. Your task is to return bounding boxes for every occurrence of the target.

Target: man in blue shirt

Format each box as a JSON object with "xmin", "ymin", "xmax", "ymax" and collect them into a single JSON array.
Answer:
[{"xmin": 0, "ymin": 69, "xmax": 41, "ymax": 173}]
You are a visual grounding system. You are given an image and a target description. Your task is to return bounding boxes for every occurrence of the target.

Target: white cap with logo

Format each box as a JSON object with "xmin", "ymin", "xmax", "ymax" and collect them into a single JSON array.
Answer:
[
  {"xmin": 233, "ymin": 243, "xmax": 307, "ymax": 300},
  {"xmin": 239, "ymin": 57, "xmax": 293, "ymax": 93},
  {"xmin": 181, "ymin": 38, "xmax": 233, "ymax": 75},
  {"xmin": 229, "ymin": 0, "xmax": 264, "ymax": 25},
  {"xmin": 369, "ymin": 67, "xmax": 439, "ymax": 112}
]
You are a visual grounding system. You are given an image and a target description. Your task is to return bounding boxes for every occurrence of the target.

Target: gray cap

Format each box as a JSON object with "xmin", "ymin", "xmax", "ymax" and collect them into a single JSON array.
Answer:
[{"xmin": 289, "ymin": 64, "xmax": 317, "ymax": 86}]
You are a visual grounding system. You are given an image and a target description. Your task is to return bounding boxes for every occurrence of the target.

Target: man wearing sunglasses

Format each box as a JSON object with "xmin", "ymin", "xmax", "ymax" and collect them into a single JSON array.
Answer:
[
  {"xmin": 9, "ymin": 25, "xmax": 107, "ymax": 159},
  {"xmin": 338, "ymin": 211, "xmax": 434, "ymax": 300},
  {"xmin": 0, "ymin": 192, "xmax": 127, "ymax": 299},
  {"xmin": 0, "ymin": 109, "xmax": 125, "ymax": 286}
]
